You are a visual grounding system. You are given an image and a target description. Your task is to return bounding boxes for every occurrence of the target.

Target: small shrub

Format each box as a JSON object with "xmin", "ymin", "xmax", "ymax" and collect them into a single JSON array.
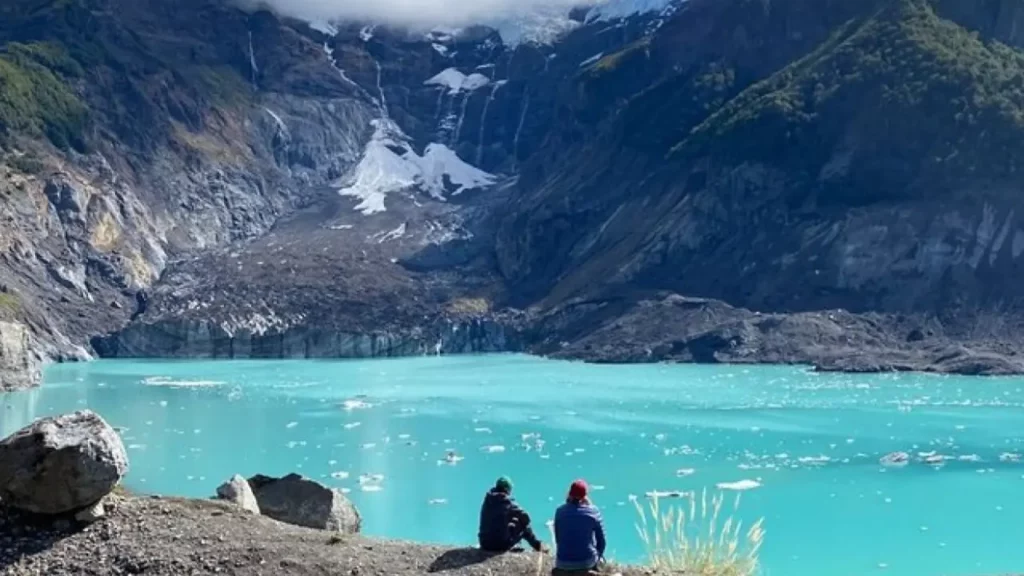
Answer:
[{"xmin": 633, "ymin": 489, "xmax": 764, "ymax": 576}]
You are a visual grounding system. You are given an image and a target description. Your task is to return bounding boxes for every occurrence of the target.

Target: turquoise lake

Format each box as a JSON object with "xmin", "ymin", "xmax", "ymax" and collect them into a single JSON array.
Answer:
[{"xmin": 2, "ymin": 355, "xmax": 1023, "ymax": 575}]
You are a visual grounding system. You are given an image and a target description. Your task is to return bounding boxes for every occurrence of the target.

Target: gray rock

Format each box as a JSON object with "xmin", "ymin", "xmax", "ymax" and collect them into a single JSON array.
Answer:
[
  {"xmin": 0, "ymin": 410, "xmax": 129, "ymax": 514},
  {"xmin": 0, "ymin": 321, "xmax": 42, "ymax": 391},
  {"xmin": 247, "ymin": 473, "xmax": 360, "ymax": 533},
  {"xmin": 217, "ymin": 474, "xmax": 261, "ymax": 514},
  {"xmin": 74, "ymin": 500, "xmax": 106, "ymax": 523}
]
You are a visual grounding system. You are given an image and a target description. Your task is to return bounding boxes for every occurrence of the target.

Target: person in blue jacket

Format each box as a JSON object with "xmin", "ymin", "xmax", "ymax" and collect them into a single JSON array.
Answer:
[
  {"xmin": 478, "ymin": 476, "xmax": 545, "ymax": 552},
  {"xmin": 553, "ymin": 479, "xmax": 606, "ymax": 572}
]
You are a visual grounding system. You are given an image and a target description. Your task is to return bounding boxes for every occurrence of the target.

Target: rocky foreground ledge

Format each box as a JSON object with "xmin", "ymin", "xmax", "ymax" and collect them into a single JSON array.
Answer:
[
  {"xmin": 0, "ymin": 495, "xmax": 646, "ymax": 576},
  {"xmin": 0, "ymin": 410, "xmax": 644, "ymax": 576}
]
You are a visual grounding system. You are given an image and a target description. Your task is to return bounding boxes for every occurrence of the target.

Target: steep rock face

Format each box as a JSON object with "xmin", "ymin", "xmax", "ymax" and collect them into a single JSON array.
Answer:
[
  {"xmin": 92, "ymin": 317, "xmax": 520, "ymax": 359},
  {"xmin": 0, "ymin": 321, "xmax": 42, "ymax": 391},
  {"xmin": 497, "ymin": 0, "xmax": 1024, "ymax": 336}
]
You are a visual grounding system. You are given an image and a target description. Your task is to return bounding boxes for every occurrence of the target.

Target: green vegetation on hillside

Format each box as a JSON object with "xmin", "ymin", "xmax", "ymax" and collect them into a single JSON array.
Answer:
[
  {"xmin": 0, "ymin": 41, "xmax": 87, "ymax": 150},
  {"xmin": 675, "ymin": 0, "xmax": 1024, "ymax": 202}
]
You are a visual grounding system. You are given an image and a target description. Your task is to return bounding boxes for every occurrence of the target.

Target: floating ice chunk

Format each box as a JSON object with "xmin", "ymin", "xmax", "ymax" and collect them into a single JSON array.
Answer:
[
  {"xmin": 958, "ymin": 454, "xmax": 982, "ymax": 462},
  {"xmin": 591, "ymin": 485, "xmax": 606, "ymax": 491},
  {"xmin": 343, "ymin": 422, "xmax": 362, "ymax": 430},
  {"xmin": 521, "ymin": 433, "xmax": 540, "ymax": 441},
  {"xmin": 359, "ymin": 474, "xmax": 384, "ymax": 484},
  {"xmin": 474, "ymin": 427, "xmax": 492, "ymax": 434},
  {"xmin": 646, "ymin": 490, "xmax": 687, "ymax": 499},
  {"xmin": 923, "ymin": 454, "xmax": 946, "ymax": 466},
  {"xmin": 798, "ymin": 455, "xmax": 831, "ymax": 466},
  {"xmin": 482, "ymin": 445, "xmax": 506, "ymax": 453},
  {"xmin": 880, "ymin": 452, "xmax": 910, "ymax": 467},
  {"xmin": 717, "ymin": 479, "xmax": 762, "ymax": 491},
  {"xmin": 675, "ymin": 468, "xmax": 696, "ymax": 477},
  {"xmin": 999, "ymin": 452, "xmax": 1021, "ymax": 462},
  {"xmin": 286, "ymin": 422, "xmax": 298, "ymax": 429},
  {"xmin": 429, "ymin": 498, "xmax": 448, "ymax": 505},
  {"xmin": 342, "ymin": 399, "xmax": 372, "ymax": 411},
  {"xmin": 128, "ymin": 444, "xmax": 146, "ymax": 450},
  {"xmin": 143, "ymin": 377, "xmax": 223, "ymax": 388},
  {"xmin": 361, "ymin": 485, "xmax": 383, "ymax": 492},
  {"xmin": 331, "ymin": 471, "xmax": 350, "ymax": 480},
  {"xmin": 398, "ymin": 434, "xmax": 411, "ymax": 440},
  {"xmin": 362, "ymin": 443, "xmax": 376, "ymax": 450},
  {"xmin": 574, "ymin": 448, "xmax": 585, "ymax": 453}
]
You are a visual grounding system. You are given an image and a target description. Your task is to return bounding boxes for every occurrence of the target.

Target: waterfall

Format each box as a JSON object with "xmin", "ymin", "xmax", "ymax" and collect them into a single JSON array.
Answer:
[
  {"xmin": 476, "ymin": 81, "xmax": 503, "ymax": 166},
  {"xmin": 374, "ymin": 60, "xmax": 389, "ymax": 119},
  {"xmin": 247, "ymin": 30, "xmax": 259, "ymax": 88},
  {"xmin": 453, "ymin": 93, "xmax": 470, "ymax": 146},
  {"xmin": 434, "ymin": 88, "xmax": 446, "ymax": 135},
  {"xmin": 513, "ymin": 89, "xmax": 530, "ymax": 163},
  {"xmin": 323, "ymin": 43, "xmax": 361, "ymax": 91},
  {"xmin": 434, "ymin": 337, "xmax": 443, "ymax": 356}
]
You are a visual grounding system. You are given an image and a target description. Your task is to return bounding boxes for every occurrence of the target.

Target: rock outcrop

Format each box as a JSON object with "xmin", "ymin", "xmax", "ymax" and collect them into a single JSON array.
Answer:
[
  {"xmin": 0, "ymin": 321, "xmax": 42, "ymax": 391},
  {"xmin": 217, "ymin": 474, "xmax": 261, "ymax": 515},
  {"xmin": 247, "ymin": 473, "xmax": 360, "ymax": 534},
  {"xmin": 0, "ymin": 410, "xmax": 128, "ymax": 514}
]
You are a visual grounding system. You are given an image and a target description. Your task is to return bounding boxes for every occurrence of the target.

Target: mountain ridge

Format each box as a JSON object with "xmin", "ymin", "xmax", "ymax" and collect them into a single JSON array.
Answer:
[{"xmin": 4, "ymin": 0, "xmax": 1024, "ymax": 388}]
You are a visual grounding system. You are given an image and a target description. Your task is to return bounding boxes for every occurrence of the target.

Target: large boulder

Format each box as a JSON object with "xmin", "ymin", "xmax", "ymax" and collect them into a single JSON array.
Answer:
[
  {"xmin": 216, "ymin": 474, "xmax": 261, "ymax": 514},
  {"xmin": 0, "ymin": 410, "xmax": 128, "ymax": 514},
  {"xmin": 247, "ymin": 473, "xmax": 360, "ymax": 533}
]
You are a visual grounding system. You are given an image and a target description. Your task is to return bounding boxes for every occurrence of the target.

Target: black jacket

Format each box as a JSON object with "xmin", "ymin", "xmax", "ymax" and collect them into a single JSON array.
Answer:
[{"xmin": 478, "ymin": 489, "xmax": 529, "ymax": 547}]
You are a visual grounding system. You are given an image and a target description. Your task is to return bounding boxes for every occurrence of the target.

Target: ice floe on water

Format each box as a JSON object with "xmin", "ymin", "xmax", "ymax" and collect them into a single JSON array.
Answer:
[
  {"xmin": 429, "ymin": 498, "xmax": 448, "ymax": 505},
  {"xmin": 143, "ymin": 377, "xmax": 224, "ymax": 388},
  {"xmin": 342, "ymin": 399, "xmax": 373, "ymax": 411},
  {"xmin": 343, "ymin": 422, "xmax": 362, "ymax": 430},
  {"xmin": 474, "ymin": 427, "xmax": 492, "ymax": 434},
  {"xmin": 716, "ymin": 479, "xmax": 762, "ymax": 491},
  {"xmin": 645, "ymin": 490, "xmax": 688, "ymax": 499},
  {"xmin": 438, "ymin": 450, "xmax": 464, "ymax": 465},
  {"xmin": 331, "ymin": 471, "xmax": 350, "ymax": 480},
  {"xmin": 880, "ymin": 452, "xmax": 911, "ymax": 467},
  {"xmin": 675, "ymin": 468, "xmax": 696, "ymax": 477},
  {"xmin": 285, "ymin": 422, "xmax": 298, "ymax": 429},
  {"xmin": 481, "ymin": 445, "xmax": 506, "ymax": 453}
]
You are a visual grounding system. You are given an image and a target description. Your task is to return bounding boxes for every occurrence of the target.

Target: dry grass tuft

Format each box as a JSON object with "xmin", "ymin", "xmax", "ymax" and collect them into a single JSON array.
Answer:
[{"xmin": 633, "ymin": 489, "xmax": 764, "ymax": 576}]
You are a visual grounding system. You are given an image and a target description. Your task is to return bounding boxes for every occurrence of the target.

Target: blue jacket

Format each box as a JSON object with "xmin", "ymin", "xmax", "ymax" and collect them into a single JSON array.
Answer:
[{"xmin": 554, "ymin": 500, "xmax": 606, "ymax": 569}]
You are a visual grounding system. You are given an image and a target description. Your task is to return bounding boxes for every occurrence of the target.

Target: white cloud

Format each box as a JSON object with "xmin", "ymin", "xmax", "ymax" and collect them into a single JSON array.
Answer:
[{"xmin": 241, "ymin": 0, "xmax": 593, "ymax": 28}]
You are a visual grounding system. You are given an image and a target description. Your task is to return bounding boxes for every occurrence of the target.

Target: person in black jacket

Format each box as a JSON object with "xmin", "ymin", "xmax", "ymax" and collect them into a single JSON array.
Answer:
[{"xmin": 478, "ymin": 476, "xmax": 545, "ymax": 552}]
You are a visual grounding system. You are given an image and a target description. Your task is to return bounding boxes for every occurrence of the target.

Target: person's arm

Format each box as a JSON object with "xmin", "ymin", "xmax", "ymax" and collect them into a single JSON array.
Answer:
[
  {"xmin": 508, "ymin": 497, "xmax": 530, "ymax": 524},
  {"xmin": 593, "ymin": 509, "xmax": 607, "ymax": 559}
]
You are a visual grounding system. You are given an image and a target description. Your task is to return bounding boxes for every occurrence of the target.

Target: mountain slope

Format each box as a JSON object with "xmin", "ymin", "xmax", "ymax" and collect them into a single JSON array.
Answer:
[
  {"xmin": 5, "ymin": 0, "xmax": 1024, "ymax": 386},
  {"xmin": 498, "ymin": 0, "xmax": 1024, "ymax": 327}
]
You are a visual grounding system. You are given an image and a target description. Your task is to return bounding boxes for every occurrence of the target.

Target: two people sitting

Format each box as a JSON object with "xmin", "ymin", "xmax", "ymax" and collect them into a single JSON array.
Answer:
[{"xmin": 478, "ymin": 476, "xmax": 607, "ymax": 572}]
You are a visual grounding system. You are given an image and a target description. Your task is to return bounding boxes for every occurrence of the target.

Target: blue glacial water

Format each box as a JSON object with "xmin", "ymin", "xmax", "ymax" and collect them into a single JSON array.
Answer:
[{"xmin": 2, "ymin": 355, "xmax": 1023, "ymax": 575}]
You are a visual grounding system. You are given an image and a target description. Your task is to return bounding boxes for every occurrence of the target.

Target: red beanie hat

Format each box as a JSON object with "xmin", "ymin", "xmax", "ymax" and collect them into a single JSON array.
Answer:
[{"xmin": 568, "ymin": 479, "xmax": 588, "ymax": 501}]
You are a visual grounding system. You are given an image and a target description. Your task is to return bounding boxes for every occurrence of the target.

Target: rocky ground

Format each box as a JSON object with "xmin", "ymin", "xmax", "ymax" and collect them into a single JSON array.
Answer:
[
  {"xmin": 0, "ymin": 495, "xmax": 647, "ymax": 576},
  {"xmin": 530, "ymin": 293, "xmax": 1024, "ymax": 376}
]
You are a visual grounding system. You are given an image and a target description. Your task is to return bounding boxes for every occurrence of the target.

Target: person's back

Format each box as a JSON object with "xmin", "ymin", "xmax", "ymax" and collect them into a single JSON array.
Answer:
[
  {"xmin": 554, "ymin": 480, "xmax": 606, "ymax": 571},
  {"xmin": 478, "ymin": 476, "xmax": 544, "ymax": 552}
]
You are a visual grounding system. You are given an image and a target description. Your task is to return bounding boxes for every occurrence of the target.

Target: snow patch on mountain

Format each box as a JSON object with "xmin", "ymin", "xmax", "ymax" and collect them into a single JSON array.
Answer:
[
  {"xmin": 586, "ymin": 0, "xmax": 677, "ymax": 22},
  {"xmin": 425, "ymin": 69, "xmax": 491, "ymax": 94},
  {"xmin": 337, "ymin": 119, "xmax": 495, "ymax": 214}
]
